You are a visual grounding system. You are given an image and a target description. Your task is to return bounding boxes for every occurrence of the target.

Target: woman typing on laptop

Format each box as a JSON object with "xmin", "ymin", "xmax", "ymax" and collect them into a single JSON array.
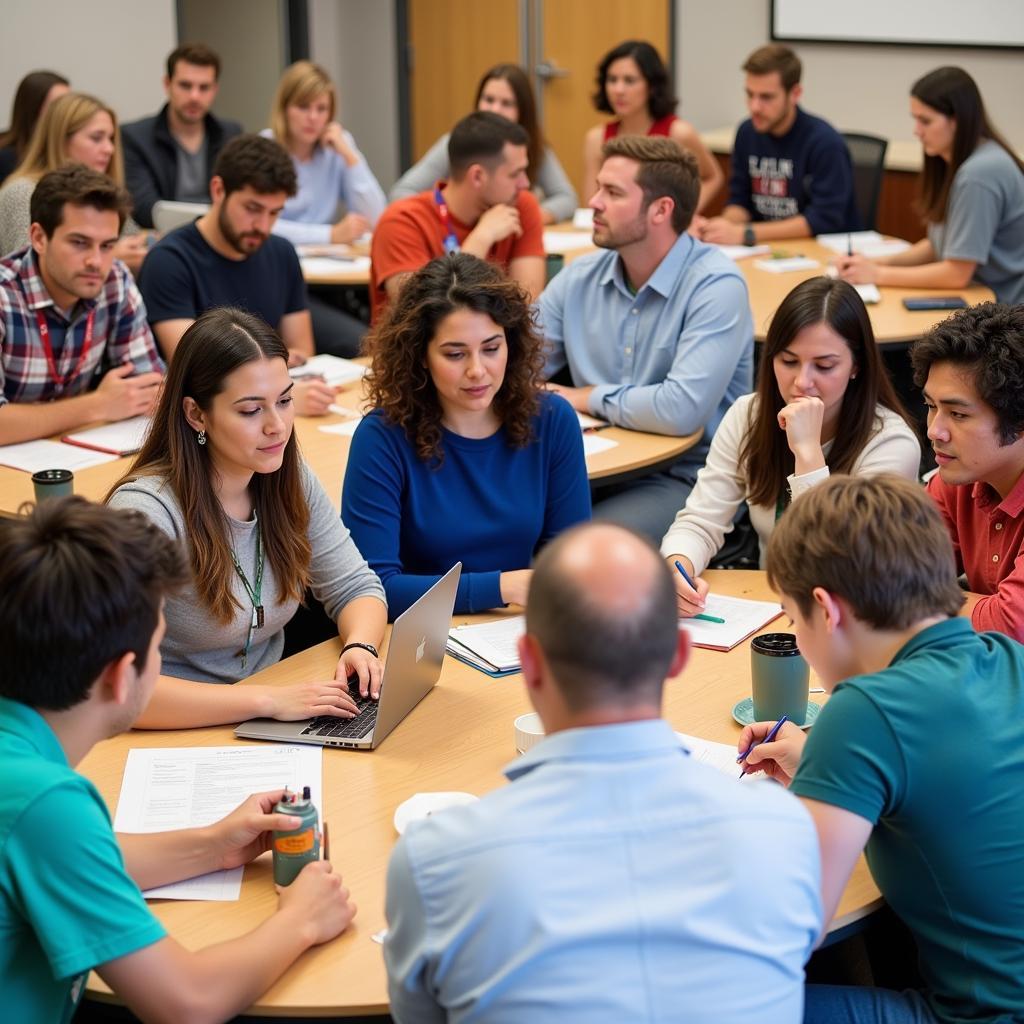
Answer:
[
  {"xmin": 107, "ymin": 307, "xmax": 386, "ymax": 729},
  {"xmin": 342, "ymin": 253, "xmax": 591, "ymax": 619}
]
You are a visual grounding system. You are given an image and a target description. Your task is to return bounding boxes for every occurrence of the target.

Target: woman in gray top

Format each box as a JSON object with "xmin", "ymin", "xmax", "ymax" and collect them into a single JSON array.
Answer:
[
  {"xmin": 108, "ymin": 306, "xmax": 386, "ymax": 729},
  {"xmin": 389, "ymin": 64, "xmax": 577, "ymax": 224},
  {"xmin": 836, "ymin": 67, "xmax": 1024, "ymax": 305}
]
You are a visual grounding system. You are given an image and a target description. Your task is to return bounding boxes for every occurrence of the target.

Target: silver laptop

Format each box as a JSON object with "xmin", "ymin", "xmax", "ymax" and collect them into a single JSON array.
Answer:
[
  {"xmin": 152, "ymin": 200, "xmax": 210, "ymax": 234},
  {"xmin": 234, "ymin": 563, "xmax": 461, "ymax": 750}
]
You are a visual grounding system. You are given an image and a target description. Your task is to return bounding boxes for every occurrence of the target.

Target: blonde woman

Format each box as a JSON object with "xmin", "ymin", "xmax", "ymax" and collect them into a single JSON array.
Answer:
[
  {"xmin": 0, "ymin": 92, "xmax": 146, "ymax": 270},
  {"xmin": 262, "ymin": 60, "xmax": 385, "ymax": 246}
]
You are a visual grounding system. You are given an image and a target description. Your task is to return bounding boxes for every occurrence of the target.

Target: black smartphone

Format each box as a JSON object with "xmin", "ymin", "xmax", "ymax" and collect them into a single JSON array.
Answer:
[{"xmin": 902, "ymin": 297, "xmax": 968, "ymax": 311}]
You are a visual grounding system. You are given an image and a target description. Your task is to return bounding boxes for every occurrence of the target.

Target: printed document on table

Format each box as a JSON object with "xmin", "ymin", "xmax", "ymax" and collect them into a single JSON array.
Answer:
[
  {"xmin": 0, "ymin": 438, "xmax": 119, "ymax": 473},
  {"xmin": 63, "ymin": 416, "xmax": 152, "ymax": 455},
  {"xmin": 583, "ymin": 433, "xmax": 618, "ymax": 457},
  {"xmin": 448, "ymin": 616, "xmax": 525, "ymax": 672},
  {"xmin": 290, "ymin": 353, "xmax": 367, "ymax": 387},
  {"xmin": 115, "ymin": 745, "xmax": 322, "ymax": 900},
  {"xmin": 543, "ymin": 229, "xmax": 595, "ymax": 254},
  {"xmin": 299, "ymin": 256, "xmax": 371, "ymax": 276},
  {"xmin": 675, "ymin": 733, "xmax": 741, "ymax": 778},
  {"xmin": 681, "ymin": 594, "xmax": 782, "ymax": 651}
]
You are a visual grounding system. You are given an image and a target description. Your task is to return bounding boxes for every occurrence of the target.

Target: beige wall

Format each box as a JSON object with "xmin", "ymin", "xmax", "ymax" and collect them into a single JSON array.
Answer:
[
  {"xmin": 309, "ymin": 0, "xmax": 401, "ymax": 188},
  {"xmin": 676, "ymin": 0, "xmax": 1024, "ymax": 145},
  {"xmin": 179, "ymin": 0, "xmax": 286, "ymax": 131},
  {"xmin": 0, "ymin": 0, "xmax": 175, "ymax": 124}
]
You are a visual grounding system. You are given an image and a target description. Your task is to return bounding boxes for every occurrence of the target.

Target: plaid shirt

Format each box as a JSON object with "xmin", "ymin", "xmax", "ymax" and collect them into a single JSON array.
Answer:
[{"xmin": 0, "ymin": 246, "xmax": 164, "ymax": 406}]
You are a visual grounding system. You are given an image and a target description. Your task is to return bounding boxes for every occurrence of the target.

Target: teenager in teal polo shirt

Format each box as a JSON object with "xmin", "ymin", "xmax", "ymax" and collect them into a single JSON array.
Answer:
[
  {"xmin": 0, "ymin": 499, "xmax": 355, "ymax": 1023},
  {"xmin": 739, "ymin": 474, "xmax": 1024, "ymax": 1024}
]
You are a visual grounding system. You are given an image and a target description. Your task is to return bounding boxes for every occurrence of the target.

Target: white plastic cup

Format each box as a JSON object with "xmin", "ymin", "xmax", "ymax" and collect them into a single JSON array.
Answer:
[{"xmin": 514, "ymin": 712, "xmax": 545, "ymax": 754}]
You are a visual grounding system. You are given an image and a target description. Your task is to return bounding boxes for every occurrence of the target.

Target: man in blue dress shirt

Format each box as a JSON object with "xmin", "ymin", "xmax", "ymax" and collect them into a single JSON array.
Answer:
[
  {"xmin": 537, "ymin": 136, "xmax": 753, "ymax": 543},
  {"xmin": 384, "ymin": 522, "xmax": 821, "ymax": 1024}
]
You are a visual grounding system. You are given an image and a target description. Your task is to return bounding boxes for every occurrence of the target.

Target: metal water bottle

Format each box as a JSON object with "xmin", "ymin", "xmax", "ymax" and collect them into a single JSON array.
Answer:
[{"xmin": 272, "ymin": 786, "xmax": 320, "ymax": 886}]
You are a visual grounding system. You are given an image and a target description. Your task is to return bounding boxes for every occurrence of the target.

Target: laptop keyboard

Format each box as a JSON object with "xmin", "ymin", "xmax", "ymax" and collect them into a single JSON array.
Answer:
[{"xmin": 301, "ymin": 692, "xmax": 378, "ymax": 740}]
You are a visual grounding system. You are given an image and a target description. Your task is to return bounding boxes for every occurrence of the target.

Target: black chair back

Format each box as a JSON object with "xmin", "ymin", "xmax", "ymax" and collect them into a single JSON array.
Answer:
[{"xmin": 843, "ymin": 132, "xmax": 888, "ymax": 231}]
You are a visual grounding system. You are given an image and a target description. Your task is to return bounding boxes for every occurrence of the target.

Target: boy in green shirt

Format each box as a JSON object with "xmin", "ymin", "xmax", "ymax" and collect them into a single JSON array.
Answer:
[
  {"xmin": 740, "ymin": 474, "xmax": 1024, "ymax": 1024},
  {"xmin": 0, "ymin": 498, "xmax": 355, "ymax": 1023}
]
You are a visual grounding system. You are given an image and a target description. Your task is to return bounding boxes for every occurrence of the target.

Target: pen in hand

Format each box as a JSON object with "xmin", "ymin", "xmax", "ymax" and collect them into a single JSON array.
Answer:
[
  {"xmin": 736, "ymin": 715, "xmax": 790, "ymax": 778},
  {"xmin": 673, "ymin": 561, "xmax": 726, "ymax": 624}
]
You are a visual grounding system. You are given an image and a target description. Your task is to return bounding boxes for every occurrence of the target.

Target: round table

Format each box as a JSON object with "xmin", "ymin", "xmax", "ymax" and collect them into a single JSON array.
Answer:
[{"xmin": 80, "ymin": 569, "xmax": 882, "ymax": 1018}]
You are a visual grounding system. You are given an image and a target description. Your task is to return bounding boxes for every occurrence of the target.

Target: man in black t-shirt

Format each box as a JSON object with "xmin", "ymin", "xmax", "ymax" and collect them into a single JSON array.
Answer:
[{"xmin": 139, "ymin": 134, "xmax": 334, "ymax": 415}]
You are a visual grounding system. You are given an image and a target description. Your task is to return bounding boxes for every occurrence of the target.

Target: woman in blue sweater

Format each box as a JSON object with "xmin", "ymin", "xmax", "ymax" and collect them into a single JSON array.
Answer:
[{"xmin": 342, "ymin": 253, "xmax": 591, "ymax": 618}]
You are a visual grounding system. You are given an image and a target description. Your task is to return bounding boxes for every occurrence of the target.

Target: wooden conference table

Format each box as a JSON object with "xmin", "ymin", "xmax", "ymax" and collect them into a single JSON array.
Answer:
[
  {"xmin": 329, "ymin": 224, "xmax": 987, "ymax": 348},
  {"xmin": 80, "ymin": 569, "xmax": 882, "ymax": 1018},
  {"xmin": 0, "ymin": 389, "xmax": 699, "ymax": 514}
]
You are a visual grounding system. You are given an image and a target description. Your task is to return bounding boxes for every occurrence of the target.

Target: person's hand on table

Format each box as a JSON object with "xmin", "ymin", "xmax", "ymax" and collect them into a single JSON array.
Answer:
[
  {"xmin": 698, "ymin": 217, "xmax": 745, "ymax": 246},
  {"xmin": 206, "ymin": 789, "xmax": 306, "ymax": 869},
  {"xmin": 292, "ymin": 378, "xmax": 336, "ymax": 417},
  {"xmin": 338, "ymin": 644, "xmax": 383, "ymax": 700},
  {"xmin": 545, "ymin": 382, "xmax": 594, "ymax": 413},
  {"xmin": 256, "ymin": 680, "xmax": 359, "ymax": 720},
  {"xmin": 737, "ymin": 720, "xmax": 807, "ymax": 785},
  {"xmin": 687, "ymin": 213, "xmax": 707, "ymax": 238},
  {"xmin": 666, "ymin": 555, "xmax": 709, "ymax": 617},
  {"xmin": 96, "ymin": 362, "xmax": 163, "ymax": 420},
  {"xmin": 330, "ymin": 212, "xmax": 370, "ymax": 245},
  {"xmin": 277, "ymin": 860, "xmax": 357, "ymax": 945},
  {"xmin": 832, "ymin": 254, "xmax": 878, "ymax": 284},
  {"xmin": 114, "ymin": 234, "xmax": 149, "ymax": 273},
  {"xmin": 499, "ymin": 569, "xmax": 532, "ymax": 607}
]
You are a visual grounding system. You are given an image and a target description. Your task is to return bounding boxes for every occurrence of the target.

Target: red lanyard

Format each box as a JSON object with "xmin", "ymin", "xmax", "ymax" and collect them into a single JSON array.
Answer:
[
  {"xmin": 34, "ymin": 308, "xmax": 95, "ymax": 393},
  {"xmin": 434, "ymin": 187, "xmax": 460, "ymax": 254}
]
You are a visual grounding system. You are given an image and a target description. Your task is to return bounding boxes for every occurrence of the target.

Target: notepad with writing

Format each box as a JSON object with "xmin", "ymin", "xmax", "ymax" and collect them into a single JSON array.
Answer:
[
  {"xmin": 675, "ymin": 732, "xmax": 741, "ymax": 779},
  {"xmin": 682, "ymin": 594, "xmax": 783, "ymax": 652},
  {"xmin": 62, "ymin": 416, "xmax": 151, "ymax": 455},
  {"xmin": 448, "ymin": 616, "xmax": 524, "ymax": 675}
]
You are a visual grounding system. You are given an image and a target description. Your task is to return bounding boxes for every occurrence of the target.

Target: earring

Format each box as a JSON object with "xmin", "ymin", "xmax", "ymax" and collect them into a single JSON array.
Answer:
[{"xmin": 197, "ymin": 430, "xmax": 207, "ymax": 446}]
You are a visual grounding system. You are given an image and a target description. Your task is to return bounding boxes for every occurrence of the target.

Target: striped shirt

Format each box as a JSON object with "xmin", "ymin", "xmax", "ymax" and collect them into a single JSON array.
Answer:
[{"xmin": 0, "ymin": 246, "xmax": 163, "ymax": 407}]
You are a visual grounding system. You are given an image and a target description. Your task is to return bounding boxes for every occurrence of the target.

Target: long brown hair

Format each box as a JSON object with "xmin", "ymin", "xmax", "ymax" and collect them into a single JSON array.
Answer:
[
  {"xmin": 107, "ymin": 308, "xmax": 311, "ymax": 624},
  {"xmin": 474, "ymin": 64, "xmax": 544, "ymax": 184},
  {"xmin": 740, "ymin": 277, "xmax": 914, "ymax": 508},
  {"xmin": 366, "ymin": 252, "xmax": 544, "ymax": 465},
  {"xmin": 911, "ymin": 66, "xmax": 1024, "ymax": 224},
  {"xmin": 0, "ymin": 70, "xmax": 69, "ymax": 157},
  {"xmin": 12, "ymin": 92, "xmax": 125, "ymax": 186}
]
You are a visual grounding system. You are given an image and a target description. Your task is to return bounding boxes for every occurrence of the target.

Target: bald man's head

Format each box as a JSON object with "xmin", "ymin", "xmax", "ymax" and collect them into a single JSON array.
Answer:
[{"xmin": 526, "ymin": 523, "xmax": 679, "ymax": 712}]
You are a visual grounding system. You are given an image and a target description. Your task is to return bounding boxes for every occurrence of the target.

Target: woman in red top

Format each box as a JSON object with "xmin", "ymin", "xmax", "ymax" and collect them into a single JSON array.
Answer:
[{"xmin": 582, "ymin": 40, "xmax": 723, "ymax": 211}]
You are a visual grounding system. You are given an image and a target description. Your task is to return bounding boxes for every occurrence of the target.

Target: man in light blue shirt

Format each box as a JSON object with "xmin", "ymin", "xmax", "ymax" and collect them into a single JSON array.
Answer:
[
  {"xmin": 384, "ymin": 522, "xmax": 822, "ymax": 1024},
  {"xmin": 537, "ymin": 136, "xmax": 754, "ymax": 543}
]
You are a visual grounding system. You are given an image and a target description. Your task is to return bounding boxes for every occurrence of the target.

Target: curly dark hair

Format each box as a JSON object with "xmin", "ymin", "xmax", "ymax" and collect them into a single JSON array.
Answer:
[
  {"xmin": 592, "ymin": 40, "xmax": 677, "ymax": 120},
  {"xmin": 366, "ymin": 253, "xmax": 545, "ymax": 465},
  {"xmin": 911, "ymin": 302, "xmax": 1024, "ymax": 445}
]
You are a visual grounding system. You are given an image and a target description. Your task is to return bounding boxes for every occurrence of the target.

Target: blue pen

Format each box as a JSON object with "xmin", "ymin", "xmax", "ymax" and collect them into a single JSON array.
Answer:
[
  {"xmin": 673, "ymin": 561, "xmax": 725, "ymax": 624},
  {"xmin": 736, "ymin": 715, "xmax": 790, "ymax": 778}
]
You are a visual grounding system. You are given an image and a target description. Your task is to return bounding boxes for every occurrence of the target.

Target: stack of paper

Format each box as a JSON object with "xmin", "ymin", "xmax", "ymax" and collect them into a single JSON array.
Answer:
[
  {"xmin": 682, "ymin": 594, "xmax": 783, "ymax": 651},
  {"xmin": 290, "ymin": 354, "xmax": 367, "ymax": 387},
  {"xmin": 816, "ymin": 232, "xmax": 911, "ymax": 259},
  {"xmin": 448, "ymin": 616, "xmax": 525, "ymax": 674},
  {"xmin": 300, "ymin": 255, "xmax": 371, "ymax": 277},
  {"xmin": 543, "ymin": 230, "xmax": 594, "ymax": 254},
  {"xmin": 753, "ymin": 256, "xmax": 820, "ymax": 273},
  {"xmin": 713, "ymin": 244, "xmax": 771, "ymax": 261},
  {"xmin": 63, "ymin": 416, "xmax": 151, "ymax": 455},
  {"xmin": 114, "ymin": 745, "xmax": 322, "ymax": 901},
  {"xmin": 0, "ymin": 439, "xmax": 118, "ymax": 473}
]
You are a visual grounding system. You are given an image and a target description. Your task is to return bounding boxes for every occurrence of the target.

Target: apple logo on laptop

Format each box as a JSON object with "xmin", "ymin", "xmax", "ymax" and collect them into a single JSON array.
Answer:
[{"xmin": 416, "ymin": 637, "xmax": 426, "ymax": 662}]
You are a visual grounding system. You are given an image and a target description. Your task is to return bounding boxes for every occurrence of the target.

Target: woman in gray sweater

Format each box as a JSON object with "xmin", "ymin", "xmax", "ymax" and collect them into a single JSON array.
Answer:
[
  {"xmin": 390, "ymin": 64, "xmax": 577, "ymax": 224},
  {"xmin": 108, "ymin": 306, "xmax": 386, "ymax": 729}
]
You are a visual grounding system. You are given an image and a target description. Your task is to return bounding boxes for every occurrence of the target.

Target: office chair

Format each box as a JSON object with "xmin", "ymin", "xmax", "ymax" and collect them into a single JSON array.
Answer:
[{"xmin": 842, "ymin": 132, "xmax": 888, "ymax": 231}]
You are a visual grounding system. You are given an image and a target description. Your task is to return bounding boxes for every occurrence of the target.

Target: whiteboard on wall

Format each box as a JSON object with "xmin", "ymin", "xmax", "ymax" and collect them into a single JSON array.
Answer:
[{"xmin": 772, "ymin": 0, "xmax": 1024, "ymax": 49}]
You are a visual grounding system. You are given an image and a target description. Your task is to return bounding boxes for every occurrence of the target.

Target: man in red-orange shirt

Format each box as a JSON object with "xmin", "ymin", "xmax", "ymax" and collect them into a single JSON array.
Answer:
[
  {"xmin": 370, "ymin": 112, "xmax": 545, "ymax": 319},
  {"xmin": 913, "ymin": 303, "xmax": 1024, "ymax": 643}
]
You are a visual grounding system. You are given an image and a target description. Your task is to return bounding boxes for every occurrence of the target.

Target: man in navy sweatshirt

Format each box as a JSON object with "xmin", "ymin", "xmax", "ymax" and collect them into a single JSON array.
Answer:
[{"xmin": 699, "ymin": 44, "xmax": 858, "ymax": 246}]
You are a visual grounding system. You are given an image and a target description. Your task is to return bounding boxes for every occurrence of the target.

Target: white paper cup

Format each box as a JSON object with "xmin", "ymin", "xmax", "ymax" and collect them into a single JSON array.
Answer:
[{"xmin": 514, "ymin": 712, "xmax": 545, "ymax": 754}]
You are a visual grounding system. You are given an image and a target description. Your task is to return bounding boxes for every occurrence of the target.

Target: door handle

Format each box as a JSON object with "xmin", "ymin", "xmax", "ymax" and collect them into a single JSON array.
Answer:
[{"xmin": 535, "ymin": 60, "xmax": 569, "ymax": 80}]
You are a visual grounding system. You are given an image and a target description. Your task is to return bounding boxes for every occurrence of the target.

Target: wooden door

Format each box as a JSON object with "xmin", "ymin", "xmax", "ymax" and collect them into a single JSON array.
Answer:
[
  {"xmin": 407, "ymin": 0, "xmax": 521, "ymax": 161},
  {"xmin": 540, "ymin": 0, "xmax": 671, "ymax": 201}
]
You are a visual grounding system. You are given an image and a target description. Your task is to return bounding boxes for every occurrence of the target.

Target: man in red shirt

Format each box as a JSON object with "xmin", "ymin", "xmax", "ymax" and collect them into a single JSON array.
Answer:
[
  {"xmin": 370, "ymin": 112, "xmax": 545, "ymax": 319},
  {"xmin": 913, "ymin": 303, "xmax": 1024, "ymax": 642}
]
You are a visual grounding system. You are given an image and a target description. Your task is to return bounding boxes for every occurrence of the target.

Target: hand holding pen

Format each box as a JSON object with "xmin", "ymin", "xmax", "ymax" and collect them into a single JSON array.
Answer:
[
  {"xmin": 736, "ymin": 715, "xmax": 806, "ymax": 785},
  {"xmin": 670, "ymin": 558, "xmax": 723, "ymax": 623}
]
